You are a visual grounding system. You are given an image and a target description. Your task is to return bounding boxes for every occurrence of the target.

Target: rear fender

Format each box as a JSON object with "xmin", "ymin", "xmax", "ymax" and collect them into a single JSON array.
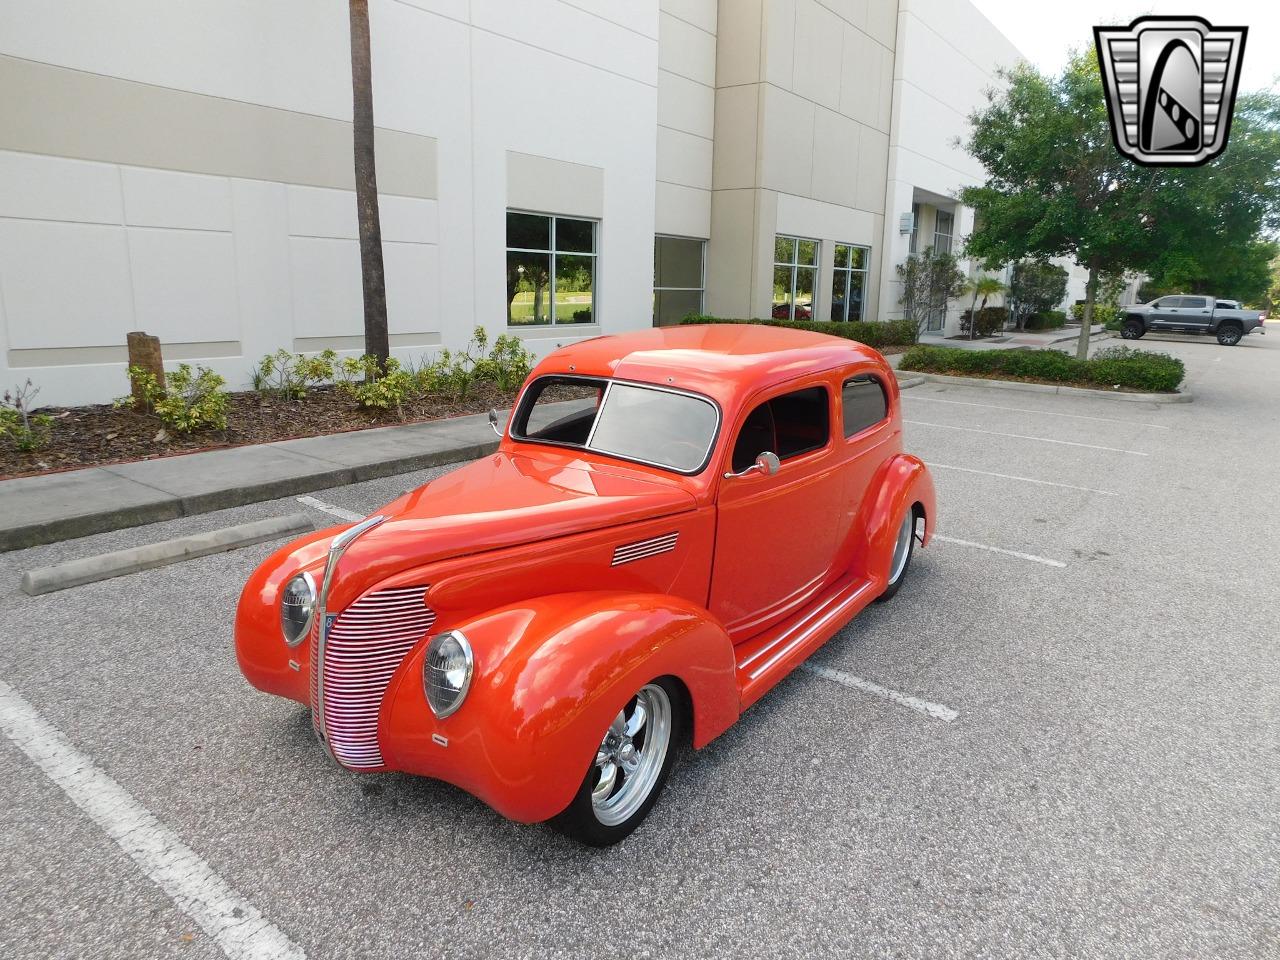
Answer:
[
  {"xmin": 851, "ymin": 453, "xmax": 936, "ymax": 587},
  {"xmin": 380, "ymin": 591, "xmax": 738, "ymax": 823}
]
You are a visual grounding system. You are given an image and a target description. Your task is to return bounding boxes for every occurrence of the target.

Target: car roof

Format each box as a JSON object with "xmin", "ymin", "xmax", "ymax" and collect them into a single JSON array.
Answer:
[{"xmin": 531, "ymin": 324, "xmax": 885, "ymax": 406}]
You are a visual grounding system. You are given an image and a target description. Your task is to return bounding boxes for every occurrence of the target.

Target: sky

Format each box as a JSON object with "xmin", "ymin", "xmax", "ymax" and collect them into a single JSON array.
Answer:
[{"xmin": 967, "ymin": 0, "xmax": 1279, "ymax": 94}]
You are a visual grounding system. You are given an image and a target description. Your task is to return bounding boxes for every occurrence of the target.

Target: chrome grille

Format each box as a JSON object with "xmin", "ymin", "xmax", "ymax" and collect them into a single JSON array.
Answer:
[
  {"xmin": 314, "ymin": 585, "xmax": 435, "ymax": 770},
  {"xmin": 612, "ymin": 531, "xmax": 679, "ymax": 566}
]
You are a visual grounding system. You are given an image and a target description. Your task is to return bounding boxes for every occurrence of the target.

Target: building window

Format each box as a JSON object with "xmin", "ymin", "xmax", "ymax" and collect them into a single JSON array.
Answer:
[
  {"xmin": 653, "ymin": 236, "xmax": 705, "ymax": 326},
  {"xmin": 830, "ymin": 244, "xmax": 869, "ymax": 322},
  {"xmin": 506, "ymin": 211, "xmax": 597, "ymax": 326},
  {"xmin": 933, "ymin": 210, "xmax": 954, "ymax": 255},
  {"xmin": 909, "ymin": 202, "xmax": 921, "ymax": 254},
  {"xmin": 772, "ymin": 236, "xmax": 818, "ymax": 321}
]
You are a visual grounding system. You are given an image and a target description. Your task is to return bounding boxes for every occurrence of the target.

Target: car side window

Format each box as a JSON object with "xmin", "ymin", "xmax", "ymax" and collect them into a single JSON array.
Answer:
[
  {"xmin": 731, "ymin": 386, "xmax": 830, "ymax": 472},
  {"xmin": 841, "ymin": 375, "xmax": 888, "ymax": 437}
]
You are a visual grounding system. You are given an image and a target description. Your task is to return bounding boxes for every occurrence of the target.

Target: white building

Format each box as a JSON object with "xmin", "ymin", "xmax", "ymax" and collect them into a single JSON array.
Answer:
[{"xmin": 0, "ymin": 0, "xmax": 1025, "ymax": 406}]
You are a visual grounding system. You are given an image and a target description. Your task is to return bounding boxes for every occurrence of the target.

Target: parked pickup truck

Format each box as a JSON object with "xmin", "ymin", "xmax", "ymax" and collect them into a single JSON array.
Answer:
[{"xmin": 1120, "ymin": 295, "xmax": 1265, "ymax": 345}]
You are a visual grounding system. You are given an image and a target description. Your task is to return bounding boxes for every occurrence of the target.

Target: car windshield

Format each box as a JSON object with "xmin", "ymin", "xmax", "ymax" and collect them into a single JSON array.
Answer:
[{"xmin": 512, "ymin": 376, "xmax": 719, "ymax": 473}]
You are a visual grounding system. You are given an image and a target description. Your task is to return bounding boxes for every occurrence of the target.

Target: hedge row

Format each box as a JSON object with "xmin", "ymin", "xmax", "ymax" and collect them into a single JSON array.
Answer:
[
  {"xmin": 679, "ymin": 315, "xmax": 918, "ymax": 348},
  {"xmin": 898, "ymin": 345, "xmax": 1185, "ymax": 392}
]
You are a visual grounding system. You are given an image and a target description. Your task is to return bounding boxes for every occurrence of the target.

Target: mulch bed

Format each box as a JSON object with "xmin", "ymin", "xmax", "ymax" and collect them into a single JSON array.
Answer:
[{"xmin": 0, "ymin": 383, "xmax": 517, "ymax": 481}]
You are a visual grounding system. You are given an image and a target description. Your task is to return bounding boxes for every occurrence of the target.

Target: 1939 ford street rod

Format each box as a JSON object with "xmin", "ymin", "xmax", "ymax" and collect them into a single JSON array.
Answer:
[{"xmin": 236, "ymin": 324, "xmax": 936, "ymax": 845}]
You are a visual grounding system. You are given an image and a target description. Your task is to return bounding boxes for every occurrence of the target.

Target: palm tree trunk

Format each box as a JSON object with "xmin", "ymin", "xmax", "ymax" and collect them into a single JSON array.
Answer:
[{"xmin": 350, "ymin": 0, "xmax": 389, "ymax": 364}]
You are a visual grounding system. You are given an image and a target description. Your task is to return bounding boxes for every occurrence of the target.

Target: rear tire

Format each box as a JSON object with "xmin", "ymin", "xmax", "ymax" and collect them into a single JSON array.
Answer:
[
  {"xmin": 1121, "ymin": 319, "xmax": 1145, "ymax": 340},
  {"xmin": 1216, "ymin": 323, "xmax": 1242, "ymax": 346},
  {"xmin": 552, "ymin": 678, "xmax": 684, "ymax": 847},
  {"xmin": 876, "ymin": 509, "xmax": 918, "ymax": 603}
]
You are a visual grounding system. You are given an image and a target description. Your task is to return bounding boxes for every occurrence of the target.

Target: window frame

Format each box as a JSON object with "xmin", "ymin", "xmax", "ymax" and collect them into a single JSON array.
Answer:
[
  {"xmin": 506, "ymin": 210, "xmax": 599, "ymax": 328},
  {"xmin": 830, "ymin": 243, "xmax": 871, "ymax": 323},
  {"xmin": 510, "ymin": 374, "xmax": 723, "ymax": 476},
  {"xmin": 653, "ymin": 234, "xmax": 707, "ymax": 326},
  {"xmin": 840, "ymin": 373, "xmax": 890, "ymax": 439},
  {"xmin": 772, "ymin": 235, "xmax": 820, "ymax": 322},
  {"xmin": 731, "ymin": 383, "xmax": 833, "ymax": 472},
  {"xmin": 933, "ymin": 210, "xmax": 954, "ymax": 255}
]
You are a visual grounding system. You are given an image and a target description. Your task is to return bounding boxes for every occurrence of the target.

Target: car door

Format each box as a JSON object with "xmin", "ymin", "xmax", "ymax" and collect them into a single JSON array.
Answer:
[
  {"xmin": 710, "ymin": 379, "xmax": 844, "ymax": 643},
  {"xmin": 1149, "ymin": 296, "xmax": 1180, "ymax": 327},
  {"xmin": 1179, "ymin": 296, "xmax": 1212, "ymax": 331}
]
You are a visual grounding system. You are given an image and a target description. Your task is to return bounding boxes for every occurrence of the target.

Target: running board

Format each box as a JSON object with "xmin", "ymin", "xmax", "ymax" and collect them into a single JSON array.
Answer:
[{"xmin": 735, "ymin": 574, "xmax": 879, "ymax": 710}]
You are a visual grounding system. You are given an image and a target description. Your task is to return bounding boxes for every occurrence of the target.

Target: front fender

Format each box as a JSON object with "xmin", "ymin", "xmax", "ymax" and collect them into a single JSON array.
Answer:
[
  {"xmin": 853, "ymin": 453, "xmax": 936, "ymax": 588},
  {"xmin": 380, "ymin": 591, "xmax": 738, "ymax": 823}
]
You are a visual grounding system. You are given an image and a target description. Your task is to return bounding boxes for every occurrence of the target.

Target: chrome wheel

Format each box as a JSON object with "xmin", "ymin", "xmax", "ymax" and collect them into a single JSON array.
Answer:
[
  {"xmin": 887, "ymin": 511, "xmax": 914, "ymax": 586},
  {"xmin": 590, "ymin": 684, "xmax": 672, "ymax": 827}
]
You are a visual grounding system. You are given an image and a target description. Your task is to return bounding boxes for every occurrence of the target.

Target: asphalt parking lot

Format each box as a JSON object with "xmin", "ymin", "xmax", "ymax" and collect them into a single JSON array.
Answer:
[{"xmin": 2, "ymin": 331, "xmax": 1278, "ymax": 960}]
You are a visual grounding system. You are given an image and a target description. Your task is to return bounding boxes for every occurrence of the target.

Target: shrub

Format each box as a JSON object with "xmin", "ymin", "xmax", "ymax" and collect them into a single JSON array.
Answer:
[
  {"xmin": 473, "ymin": 331, "xmax": 535, "ymax": 391},
  {"xmin": 898, "ymin": 345, "xmax": 1184, "ymax": 392},
  {"xmin": 1070, "ymin": 303, "xmax": 1121, "ymax": 327},
  {"xmin": 253, "ymin": 348, "xmax": 336, "ymax": 399},
  {"xmin": 335, "ymin": 356, "xmax": 416, "ymax": 414},
  {"xmin": 123, "ymin": 364, "xmax": 229, "ymax": 432},
  {"xmin": 1024, "ymin": 310, "xmax": 1067, "ymax": 330},
  {"xmin": 679, "ymin": 315, "xmax": 918, "ymax": 348},
  {"xmin": 1, "ymin": 380, "xmax": 53, "ymax": 452}
]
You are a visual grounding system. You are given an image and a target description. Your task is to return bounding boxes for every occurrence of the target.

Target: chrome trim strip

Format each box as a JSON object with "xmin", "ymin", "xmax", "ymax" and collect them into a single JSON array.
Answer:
[
  {"xmin": 311, "ymin": 515, "xmax": 386, "ymax": 760},
  {"xmin": 611, "ymin": 531, "xmax": 679, "ymax": 566},
  {"xmin": 744, "ymin": 582, "xmax": 874, "ymax": 681}
]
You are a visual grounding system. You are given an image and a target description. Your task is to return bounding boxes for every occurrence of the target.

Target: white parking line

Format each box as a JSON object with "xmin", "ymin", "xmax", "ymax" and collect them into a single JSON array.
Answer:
[
  {"xmin": 925, "ymin": 462, "xmax": 1117, "ymax": 496},
  {"xmin": 296, "ymin": 495, "xmax": 364, "ymax": 524},
  {"xmin": 801, "ymin": 663, "xmax": 959, "ymax": 723},
  {"xmin": 931, "ymin": 534, "xmax": 1067, "ymax": 568},
  {"xmin": 0, "ymin": 681, "xmax": 305, "ymax": 960},
  {"xmin": 904, "ymin": 394, "xmax": 1172, "ymax": 429},
  {"xmin": 905, "ymin": 420, "xmax": 1148, "ymax": 455}
]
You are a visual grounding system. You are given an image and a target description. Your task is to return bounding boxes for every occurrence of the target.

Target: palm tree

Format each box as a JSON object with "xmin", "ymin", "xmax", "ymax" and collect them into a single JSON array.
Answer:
[
  {"xmin": 963, "ymin": 275, "xmax": 1008, "ymax": 339},
  {"xmin": 349, "ymin": 0, "xmax": 390, "ymax": 364}
]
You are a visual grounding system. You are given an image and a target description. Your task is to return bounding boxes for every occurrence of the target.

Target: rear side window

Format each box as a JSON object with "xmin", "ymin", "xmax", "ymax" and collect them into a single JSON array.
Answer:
[
  {"xmin": 841, "ymin": 375, "xmax": 888, "ymax": 437},
  {"xmin": 731, "ymin": 386, "xmax": 829, "ymax": 471},
  {"xmin": 1179, "ymin": 297, "xmax": 1208, "ymax": 308}
]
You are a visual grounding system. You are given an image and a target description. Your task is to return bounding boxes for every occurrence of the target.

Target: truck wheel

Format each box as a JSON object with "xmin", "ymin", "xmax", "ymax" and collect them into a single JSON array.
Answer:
[
  {"xmin": 553, "ymin": 678, "xmax": 683, "ymax": 846},
  {"xmin": 1216, "ymin": 323, "xmax": 1243, "ymax": 346},
  {"xmin": 1121, "ymin": 319, "xmax": 1145, "ymax": 340},
  {"xmin": 876, "ymin": 509, "xmax": 918, "ymax": 603}
]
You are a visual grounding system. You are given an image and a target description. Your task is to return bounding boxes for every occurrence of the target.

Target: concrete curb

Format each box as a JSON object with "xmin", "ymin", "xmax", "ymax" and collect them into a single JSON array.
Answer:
[
  {"xmin": 19, "ymin": 513, "xmax": 315, "ymax": 596},
  {"xmin": 896, "ymin": 375, "xmax": 927, "ymax": 390},
  {"xmin": 898, "ymin": 371, "xmax": 1193, "ymax": 404}
]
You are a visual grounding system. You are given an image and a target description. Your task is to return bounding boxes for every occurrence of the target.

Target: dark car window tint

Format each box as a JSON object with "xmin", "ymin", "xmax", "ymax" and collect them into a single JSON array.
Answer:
[
  {"xmin": 841, "ymin": 375, "xmax": 888, "ymax": 437},
  {"xmin": 1180, "ymin": 296, "xmax": 1208, "ymax": 308},
  {"xmin": 515, "ymin": 376, "xmax": 603, "ymax": 444},
  {"xmin": 733, "ymin": 386, "xmax": 829, "ymax": 470}
]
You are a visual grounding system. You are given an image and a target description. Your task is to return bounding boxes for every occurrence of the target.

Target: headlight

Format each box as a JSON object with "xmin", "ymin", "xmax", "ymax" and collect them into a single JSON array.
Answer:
[
  {"xmin": 280, "ymin": 572, "xmax": 316, "ymax": 647},
  {"xmin": 423, "ymin": 631, "xmax": 473, "ymax": 718}
]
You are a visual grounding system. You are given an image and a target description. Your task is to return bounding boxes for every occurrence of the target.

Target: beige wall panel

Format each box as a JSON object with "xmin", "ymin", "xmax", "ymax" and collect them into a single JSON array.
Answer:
[
  {"xmin": 660, "ymin": 0, "xmax": 718, "ymax": 35},
  {"xmin": 288, "ymin": 236, "xmax": 363, "ymax": 340},
  {"xmin": 657, "ymin": 126, "xmax": 714, "ymax": 191},
  {"xmin": 839, "ymin": 26, "xmax": 883, "ymax": 129},
  {"xmin": 760, "ymin": 85, "xmax": 815, "ymax": 197},
  {"xmin": 0, "ymin": 55, "xmax": 437, "ymax": 198},
  {"xmin": 655, "ymin": 181, "xmax": 712, "ymax": 238},
  {"xmin": 792, "ymin": 1, "xmax": 844, "ymax": 111},
  {"xmin": 856, "ymin": 126, "xmax": 890, "ymax": 213},
  {"xmin": 658, "ymin": 70, "xmax": 716, "ymax": 137},
  {"xmin": 658, "ymin": 11, "xmax": 718, "ymax": 86},
  {"xmin": 715, "ymin": 0, "xmax": 763, "ymax": 87},
  {"xmin": 810, "ymin": 107, "xmax": 860, "ymax": 209},
  {"xmin": 384, "ymin": 241, "xmax": 440, "ymax": 336},
  {"xmin": 866, "ymin": 0, "xmax": 898, "ymax": 49},
  {"xmin": 120, "ymin": 167, "xmax": 233, "ymax": 232},
  {"xmin": 712, "ymin": 85, "xmax": 761, "ymax": 191},
  {"xmin": 764, "ymin": 0, "xmax": 797, "ymax": 88},
  {"xmin": 506, "ymin": 151, "xmax": 605, "ymax": 219}
]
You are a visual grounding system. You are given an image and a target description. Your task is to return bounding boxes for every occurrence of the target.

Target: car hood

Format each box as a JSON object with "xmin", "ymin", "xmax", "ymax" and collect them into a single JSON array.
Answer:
[{"xmin": 324, "ymin": 450, "xmax": 696, "ymax": 606}]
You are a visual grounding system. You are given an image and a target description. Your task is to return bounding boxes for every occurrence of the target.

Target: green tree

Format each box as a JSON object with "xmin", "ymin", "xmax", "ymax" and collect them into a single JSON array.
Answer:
[
  {"xmin": 897, "ymin": 247, "xmax": 966, "ymax": 341},
  {"xmin": 1008, "ymin": 260, "xmax": 1068, "ymax": 329},
  {"xmin": 349, "ymin": 0, "xmax": 389, "ymax": 363},
  {"xmin": 959, "ymin": 55, "xmax": 1280, "ymax": 359},
  {"xmin": 961, "ymin": 275, "xmax": 1008, "ymax": 338}
]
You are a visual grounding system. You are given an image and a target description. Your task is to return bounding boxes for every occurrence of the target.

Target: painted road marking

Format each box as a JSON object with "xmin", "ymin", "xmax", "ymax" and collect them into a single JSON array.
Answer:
[
  {"xmin": 296, "ymin": 495, "xmax": 364, "ymax": 524},
  {"xmin": 0, "ymin": 680, "xmax": 305, "ymax": 960},
  {"xmin": 801, "ymin": 663, "xmax": 959, "ymax": 723},
  {"xmin": 904, "ymin": 420, "xmax": 1148, "ymax": 456},
  {"xmin": 904, "ymin": 394, "xmax": 1172, "ymax": 429},
  {"xmin": 925, "ymin": 462, "xmax": 1117, "ymax": 496},
  {"xmin": 931, "ymin": 534, "xmax": 1067, "ymax": 568}
]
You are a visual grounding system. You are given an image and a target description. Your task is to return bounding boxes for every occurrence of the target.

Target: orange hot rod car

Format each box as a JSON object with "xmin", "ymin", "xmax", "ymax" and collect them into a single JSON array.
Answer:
[{"xmin": 236, "ymin": 324, "xmax": 935, "ymax": 845}]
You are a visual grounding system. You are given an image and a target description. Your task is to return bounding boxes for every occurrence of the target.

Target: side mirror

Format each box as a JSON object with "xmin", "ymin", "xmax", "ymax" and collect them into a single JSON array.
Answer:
[
  {"xmin": 487, "ymin": 408, "xmax": 502, "ymax": 437},
  {"xmin": 724, "ymin": 450, "xmax": 780, "ymax": 480}
]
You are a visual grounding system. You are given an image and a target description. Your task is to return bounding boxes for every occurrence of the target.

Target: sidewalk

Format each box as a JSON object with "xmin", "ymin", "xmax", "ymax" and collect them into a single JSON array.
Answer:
[
  {"xmin": 917, "ymin": 324, "xmax": 1105, "ymax": 351},
  {"xmin": 0, "ymin": 411, "xmax": 502, "ymax": 552}
]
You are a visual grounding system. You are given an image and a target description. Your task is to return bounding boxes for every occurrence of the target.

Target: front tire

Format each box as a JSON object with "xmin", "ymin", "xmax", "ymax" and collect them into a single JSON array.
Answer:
[
  {"xmin": 1121, "ymin": 319, "xmax": 1145, "ymax": 340},
  {"xmin": 552, "ymin": 679, "xmax": 683, "ymax": 846},
  {"xmin": 1216, "ymin": 323, "xmax": 1243, "ymax": 346},
  {"xmin": 876, "ymin": 509, "xmax": 918, "ymax": 603}
]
